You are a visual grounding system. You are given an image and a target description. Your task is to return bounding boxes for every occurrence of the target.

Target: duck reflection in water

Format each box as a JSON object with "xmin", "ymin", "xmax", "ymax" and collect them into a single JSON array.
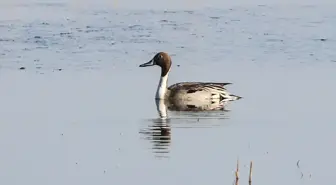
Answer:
[
  {"xmin": 140, "ymin": 98, "xmax": 231, "ymax": 158},
  {"xmin": 139, "ymin": 99, "xmax": 171, "ymax": 158}
]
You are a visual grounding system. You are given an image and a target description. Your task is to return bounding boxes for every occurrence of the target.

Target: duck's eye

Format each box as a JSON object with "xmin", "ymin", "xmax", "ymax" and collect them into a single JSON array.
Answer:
[{"xmin": 159, "ymin": 55, "xmax": 163, "ymax": 59}]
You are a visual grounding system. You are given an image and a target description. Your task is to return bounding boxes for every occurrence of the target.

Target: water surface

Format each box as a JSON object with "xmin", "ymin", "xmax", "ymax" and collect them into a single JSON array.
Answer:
[{"xmin": 0, "ymin": 2, "xmax": 335, "ymax": 185}]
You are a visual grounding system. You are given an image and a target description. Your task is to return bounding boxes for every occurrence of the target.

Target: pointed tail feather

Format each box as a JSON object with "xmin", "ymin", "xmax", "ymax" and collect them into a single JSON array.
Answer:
[
  {"xmin": 229, "ymin": 94, "xmax": 243, "ymax": 101},
  {"xmin": 222, "ymin": 83, "xmax": 232, "ymax": 86},
  {"xmin": 220, "ymin": 93, "xmax": 242, "ymax": 101},
  {"xmin": 204, "ymin": 85, "xmax": 242, "ymax": 101}
]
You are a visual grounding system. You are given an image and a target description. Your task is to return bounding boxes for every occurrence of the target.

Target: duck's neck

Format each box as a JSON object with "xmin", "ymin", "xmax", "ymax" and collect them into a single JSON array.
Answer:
[
  {"xmin": 155, "ymin": 73, "xmax": 169, "ymax": 99},
  {"xmin": 155, "ymin": 99, "xmax": 167, "ymax": 119}
]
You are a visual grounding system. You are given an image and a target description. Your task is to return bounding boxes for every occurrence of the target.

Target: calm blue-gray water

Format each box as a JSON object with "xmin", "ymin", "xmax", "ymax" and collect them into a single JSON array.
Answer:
[{"xmin": 0, "ymin": 1, "xmax": 335, "ymax": 185}]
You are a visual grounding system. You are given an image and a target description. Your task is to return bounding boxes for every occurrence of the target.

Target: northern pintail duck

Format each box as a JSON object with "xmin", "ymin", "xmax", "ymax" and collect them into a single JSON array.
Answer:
[{"xmin": 139, "ymin": 52, "xmax": 242, "ymax": 105}]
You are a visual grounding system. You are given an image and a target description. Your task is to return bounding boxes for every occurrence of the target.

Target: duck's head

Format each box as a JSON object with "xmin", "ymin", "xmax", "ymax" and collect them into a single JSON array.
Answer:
[{"xmin": 139, "ymin": 52, "xmax": 172, "ymax": 77}]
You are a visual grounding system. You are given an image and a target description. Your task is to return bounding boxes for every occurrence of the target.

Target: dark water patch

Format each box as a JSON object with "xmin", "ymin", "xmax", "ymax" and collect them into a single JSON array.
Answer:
[
  {"xmin": 34, "ymin": 59, "xmax": 41, "ymax": 67},
  {"xmin": 312, "ymin": 38, "xmax": 329, "ymax": 42},
  {"xmin": 35, "ymin": 46, "xmax": 49, "ymax": 49},
  {"xmin": 82, "ymin": 25, "xmax": 108, "ymax": 33},
  {"xmin": 21, "ymin": 23, "xmax": 33, "ymax": 28},
  {"xmin": 85, "ymin": 29, "xmax": 101, "ymax": 33},
  {"xmin": 184, "ymin": 10, "xmax": 194, "ymax": 14},
  {"xmin": 0, "ymin": 38, "xmax": 15, "ymax": 42},
  {"xmin": 127, "ymin": 25, "xmax": 148, "ymax": 31},
  {"xmin": 93, "ymin": 11, "xmax": 109, "ymax": 16},
  {"xmin": 160, "ymin": 21, "xmax": 191, "ymax": 28},
  {"xmin": 34, "ymin": 2, "xmax": 66, "ymax": 7},
  {"xmin": 54, "ymin": 68, "xmax": 63, "ymax": 71},
  {"xmin": 210, "ymin": 16, "xmax": 220, "ymax": 19},
  {"xmin": 92, "ymin": 36, "xmax": 114, "ymax": 41},
  {"xmin": 191, "ymin": 33, "xmax": 204, "ymax": 38},
  {"xmin": 136, "ymin": 34, "xmax": 151, "ymax": 38},
  {"xmin": 164, "ymin": 11, "xmax": 177, "ymax": 14},
  {"xmin": 266, "ymin": 38, "xmax": 284, "ymax": 42},
  {"xmin": 161, "ymin": 23, "xmax": 177, "ymax": 27},
  {"xmin": 173, "ymin": 27, "xmax": 189, "ymax": 31},
  {"xmin": 159, "ymin": 21, "xmax": 190, "ymax": 30},
  {"xmin": 128, "ymin": 38, "xmax": 165, "ymax": 44},
  {"xmin": 60, "ymin": 32, "xmax": 71, "ymax": 36},
  {"xmin": 34, "ymin": 38, "xmax": 48, "ymax": 45},
  {"xmin": 309, "ymin": 21, "xmax": 324, "ymax": 24}
]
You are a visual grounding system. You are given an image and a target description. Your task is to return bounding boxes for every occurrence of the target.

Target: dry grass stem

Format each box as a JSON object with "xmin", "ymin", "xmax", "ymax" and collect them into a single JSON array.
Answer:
[
  {"xmin": 233, "ymin": 159, "xmax": 253, "ymax": 185},
  {"xmin": 249, "ymin": 161, "xmax": 253, "ymax": 185},
  {"xmin": 235, "ymin": 158, "xmax": 239, "ymax": 185}
]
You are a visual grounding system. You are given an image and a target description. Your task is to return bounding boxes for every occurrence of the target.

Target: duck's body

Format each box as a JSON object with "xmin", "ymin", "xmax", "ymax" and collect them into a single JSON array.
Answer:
[
  {"xmin": 139, "ymin": 52, "xmax": 242, "ymax": 107},
  {"xmin": 166, "ymin": 82, "xmax": 239, "ymax": 101}
]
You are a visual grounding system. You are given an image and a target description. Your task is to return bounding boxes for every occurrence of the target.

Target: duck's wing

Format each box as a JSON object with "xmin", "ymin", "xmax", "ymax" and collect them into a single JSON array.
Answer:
[
  {"xmin": 168, "ymin": 82, "xmax": 241, "ymax": 101},
  {"xmin": 168, "ymin": 82, "xmax": 232, "ymax": 91}
]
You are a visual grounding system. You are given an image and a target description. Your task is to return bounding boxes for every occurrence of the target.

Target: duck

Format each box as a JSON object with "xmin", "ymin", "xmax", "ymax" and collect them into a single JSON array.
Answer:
[{"xmin": 139, "ymin": 52, "xmax": 242, "ymax": 105}]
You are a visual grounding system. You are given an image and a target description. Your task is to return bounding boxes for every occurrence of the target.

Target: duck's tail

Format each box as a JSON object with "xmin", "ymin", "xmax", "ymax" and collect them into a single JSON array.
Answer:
[
  {"xmin": 205, "ymin": 83, "xmax": 242, "ymax": 102},
  {"xmin": 228, "ymin": 94, "xmax": 242, "ymax": 101},
  {"xmin": 220, "ymin": 93, "xmax": 242, "ymax": 101},
  {"xmin": 216, "ymin": 84, "xmax": 242, "ymax": 101}
]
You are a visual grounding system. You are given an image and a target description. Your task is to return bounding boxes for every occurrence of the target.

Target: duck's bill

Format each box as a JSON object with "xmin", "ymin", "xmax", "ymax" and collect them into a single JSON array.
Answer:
[{"xmin": 139, "ymin": 59, "xmax": 154, "ymax": 67}]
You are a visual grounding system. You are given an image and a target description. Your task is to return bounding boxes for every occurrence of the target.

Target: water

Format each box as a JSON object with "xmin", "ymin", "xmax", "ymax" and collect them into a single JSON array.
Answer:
[{"xmin": 0, "ymin": 1, "xmax": 335, "ymax": 185}]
